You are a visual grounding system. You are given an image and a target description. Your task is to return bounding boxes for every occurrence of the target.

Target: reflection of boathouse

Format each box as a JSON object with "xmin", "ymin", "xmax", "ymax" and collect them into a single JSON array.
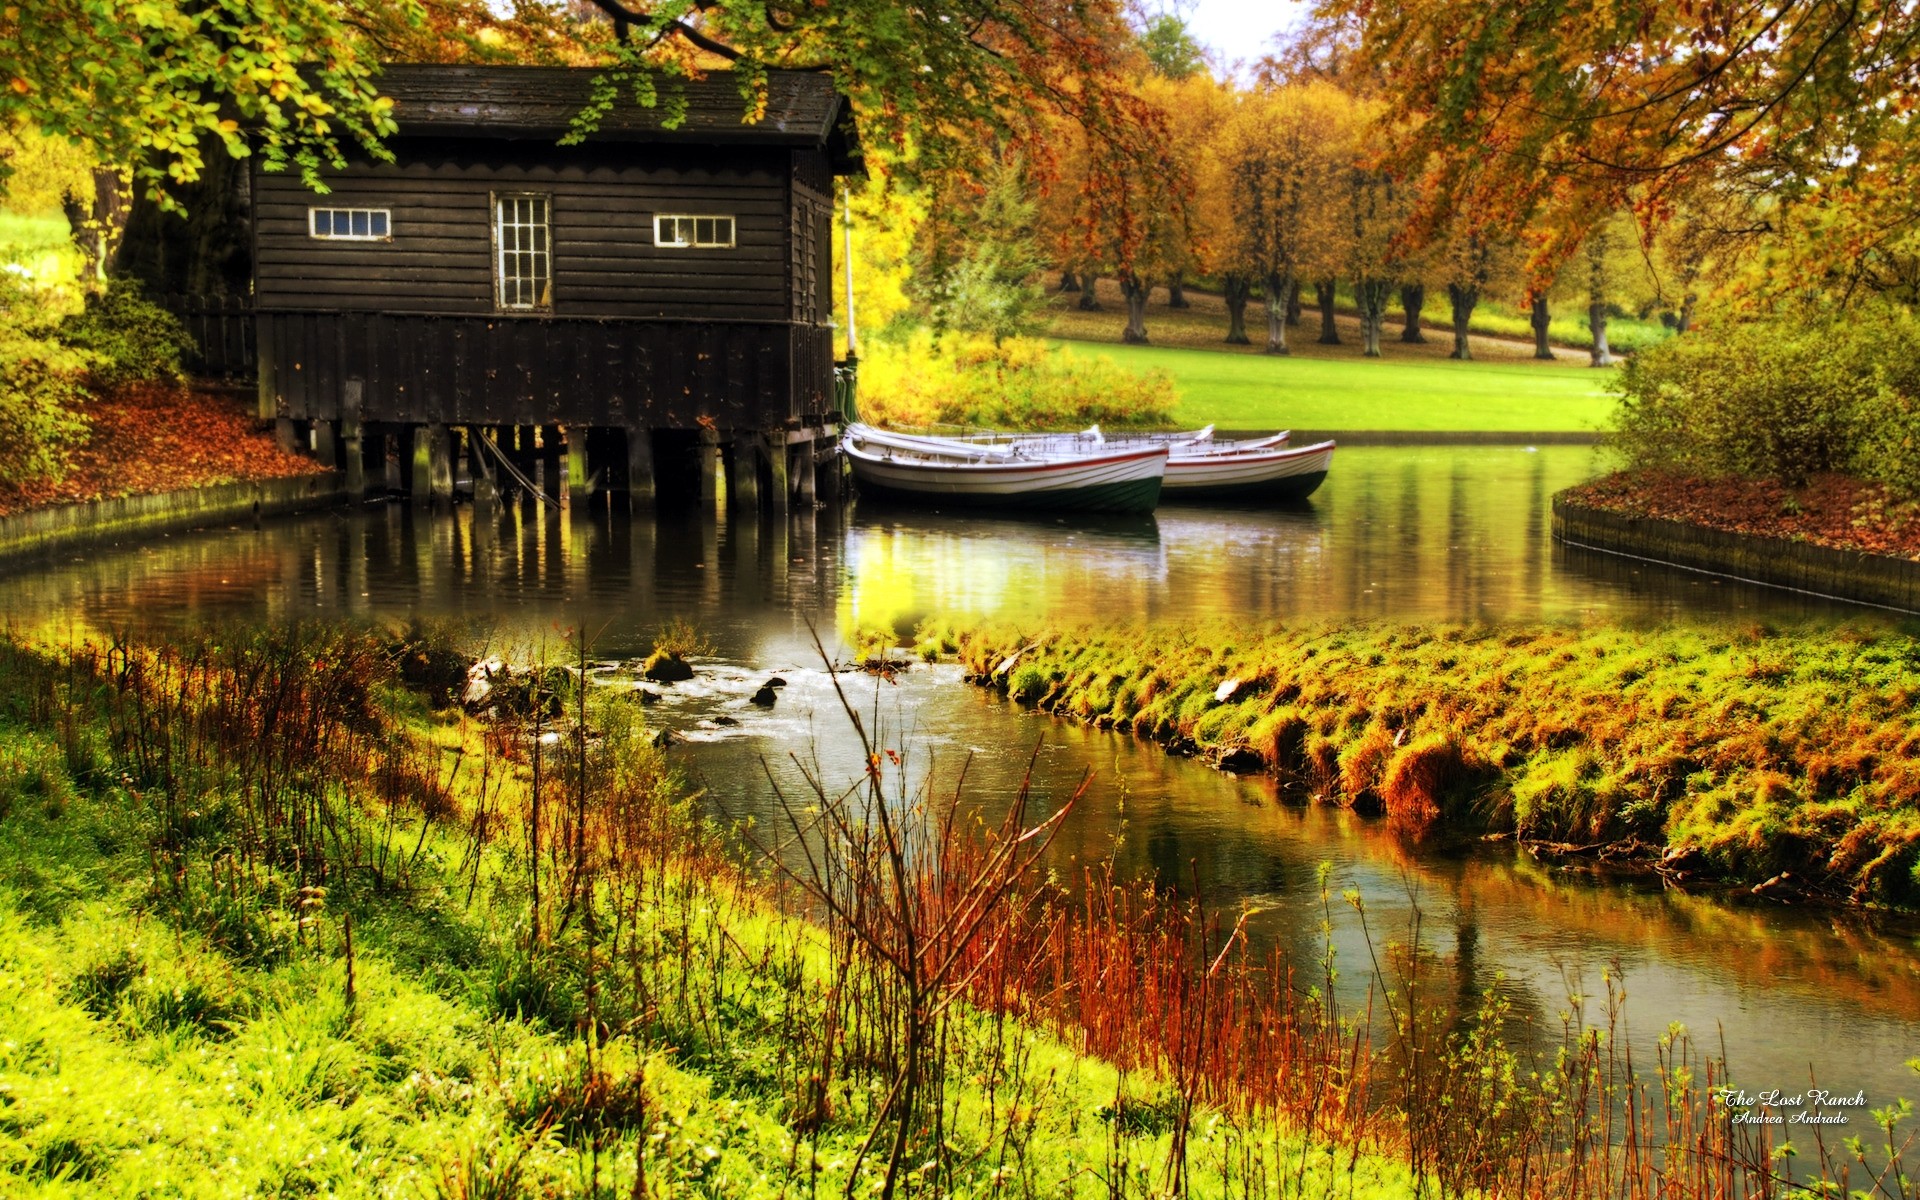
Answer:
[{"xmin": 251, "ymin": 65, "xmax": 861, "ymax": 511}]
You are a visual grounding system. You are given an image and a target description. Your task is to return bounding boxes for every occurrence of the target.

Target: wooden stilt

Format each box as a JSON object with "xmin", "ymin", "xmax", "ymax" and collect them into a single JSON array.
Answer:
[
  {"xmin": 428, "ymin": 423, "xmax": 454, "ymax": 505},
  {"xmin": 763, "ymin": 429, "xmax": 789, "ymax": 514},
  {"xmin": 793, "ymin": 432, "xmax": 818, "ymax": 506},
  {"xmin": 313, "ymin": 420, "xmax": 340, "ymax": 472},
  {"xmin": 539, "ymin": 425, "xmax": 563, "ymax": 494},
  {"xmin": 411, "ymin": 426, "xmax": 433, "ymax": 505},
  {"xmin": 565, "ymin": 426, "xmax": 590, "ymax": 504},
  {"xmin": 697, "ymin": 426, "xmax": 720, "ymax": 510},
  {"xmin": 341, "ymin": 418, "xmax": 366, "ymax": 502},
  {"xmin": 627, "ymin": 427, "xmax": 656, "ymax": 510},
  {"xmin": 275, "ymin": 417, "xmax": 301, "ymax": 453},
  {"xmin": 726, "ymin": 432, "xmax": 759, "ymax": 511}
]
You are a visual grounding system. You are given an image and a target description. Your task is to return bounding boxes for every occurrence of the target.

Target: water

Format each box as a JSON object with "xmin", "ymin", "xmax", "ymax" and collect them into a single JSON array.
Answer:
[{"xmin": 2, "ymin": 445, "xmax": 1915, "ymax": 1131}]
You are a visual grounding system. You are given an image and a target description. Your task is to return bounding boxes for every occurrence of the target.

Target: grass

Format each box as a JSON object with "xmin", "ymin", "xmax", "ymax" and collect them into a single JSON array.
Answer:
[
  {"xmin": 943, "ymin": 619, "xmax": 1920, "ymax": 909},
  {"xmin": 1048, "ymin": 339, "xmax": 1617, "ymax": 431},
  {"xmin": 0, "ymin": 625, "xmax": 1424, "ymax": 1199},
  {"xmin": 0, "ymin": 209, "xmax": 82, "ymax": 291}
]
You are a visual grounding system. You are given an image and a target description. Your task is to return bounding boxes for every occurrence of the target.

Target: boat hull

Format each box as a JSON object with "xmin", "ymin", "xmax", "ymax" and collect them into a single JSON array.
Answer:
[
  {"xmin": 1162, "ymin": 442, "xmax": 1335, "ymax": 503},
  {"xmin": 844, "ymin": 443, "xmax": 1167, "ymax": 514}
]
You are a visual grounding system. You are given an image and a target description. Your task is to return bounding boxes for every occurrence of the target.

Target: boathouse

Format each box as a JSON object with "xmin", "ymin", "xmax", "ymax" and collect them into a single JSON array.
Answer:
[{"xmin": 252, "ymin": 65, "xmax": 862, "ymax": 509}]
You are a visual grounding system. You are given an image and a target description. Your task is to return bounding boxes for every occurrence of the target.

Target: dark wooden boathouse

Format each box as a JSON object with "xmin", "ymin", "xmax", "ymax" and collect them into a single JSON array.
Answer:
[{"xmin": 252, "ymin": 65, "xmax": 861, "ymax": 510}]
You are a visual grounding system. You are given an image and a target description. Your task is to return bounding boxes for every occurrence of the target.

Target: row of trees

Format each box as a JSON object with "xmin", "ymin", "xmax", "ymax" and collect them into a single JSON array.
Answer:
[{"xmin": 1020, "ymin": 51, "xmax": 1671, "ymax": 364}]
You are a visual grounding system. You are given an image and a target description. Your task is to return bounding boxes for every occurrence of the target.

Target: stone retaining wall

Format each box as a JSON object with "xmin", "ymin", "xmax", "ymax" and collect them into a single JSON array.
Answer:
[
  {"xmin": 1553, "ymin": 495, "xmax": 1920, "ymax": 612},
  {"xmin": 0, "ymin": 473, "xmax": 347, "ymax": 566}
]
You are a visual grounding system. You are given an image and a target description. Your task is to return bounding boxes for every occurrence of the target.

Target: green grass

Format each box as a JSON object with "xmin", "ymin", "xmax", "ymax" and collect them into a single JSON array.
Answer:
[
  {"xmin": 0, "ymin": 629, "xmax": 1422, "ymax": 1199},
  {"xmin": 1051, "ymin": 339, "xmax": 1619, "ymax": 431},
  {"xmin": 0, "ymin": 209, "xmax": 82, "ymax": 289}
]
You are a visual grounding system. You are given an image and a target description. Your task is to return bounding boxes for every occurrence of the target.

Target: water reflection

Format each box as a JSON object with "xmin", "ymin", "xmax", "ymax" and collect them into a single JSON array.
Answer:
[{"xmin": 1, "ymin": 446, "xmax": 1915, "ymax": 1123}]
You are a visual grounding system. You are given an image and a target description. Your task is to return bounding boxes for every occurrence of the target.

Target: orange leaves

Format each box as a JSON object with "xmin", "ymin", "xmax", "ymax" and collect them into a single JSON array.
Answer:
[{"xmin": 0, "ymin": 384, "xmax": 317, "ymax": 519}]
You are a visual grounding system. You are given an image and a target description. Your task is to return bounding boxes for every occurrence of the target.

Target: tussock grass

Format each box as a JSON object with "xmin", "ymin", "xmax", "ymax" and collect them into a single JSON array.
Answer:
[{"xmin": 951, "ymin": 620, "xmax": 1920, "ymax": 908}]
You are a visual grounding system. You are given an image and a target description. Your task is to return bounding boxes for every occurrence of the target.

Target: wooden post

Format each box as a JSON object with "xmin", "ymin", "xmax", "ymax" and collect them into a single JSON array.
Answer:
[
  {"xmin": 341, "ymin": 417, "xmax": 366, "ymax": 502},
  {"xmin": 627, "ymin": 427, "xmax": 656, "ymax": 510},
  {"xmin": 763, "ymin": 429, "xmax": 789, "ymax": 514},
  {"xmin": 793, "ymin": 432, "xmax": 817, "ymax": 506},
  {"xmin": 539, "ymin": 425, "xmax": 563, "ymax": 494},
  {"xmin": 565, "ymin": 426, "xmax": 590, "ymax": 504},
  {"xmin": 428, "ymin": 423, "xmax": 454, "ymax": 505},
  {"xmin": 411, "ymin": 426, "xmax": 433, "ymax": 505},
  {"xmin": 383, "ymin": 429, "xmax": 403, "ymax": 494},
  {"xmin": 255, "ymin": 325, "xmax": 277, "ymax": 421},
  {"xmin": 313, "ymin": 420, "xmax": 340, "ymax": 472},
  {"xmin": 276, "ymin": 417, "xmax": 301, "ymax": 454},
  {"xmin": 697, "ymin": 426, "xmax": 720, "ymax": 511},
  {"xmin": 725, "ymin": 432, "xmax": 759, "ymax": 511}
]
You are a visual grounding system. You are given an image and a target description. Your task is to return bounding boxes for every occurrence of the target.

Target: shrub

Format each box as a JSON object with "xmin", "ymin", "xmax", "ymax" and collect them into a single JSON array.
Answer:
[
  {"xmin": 56, "ymin": 279, "xmax": 191, "ymax": 389},
  {"xmin": 0, "ymin": 279, "xmax": 90, "ymax": 486},
  {"xmin": 1612, "ymin": 304, "xmax": 1920, "ymax": 491},
  {"xmin": 857, "ymin": 330, "xmax": 1179, "ymax": 430}
]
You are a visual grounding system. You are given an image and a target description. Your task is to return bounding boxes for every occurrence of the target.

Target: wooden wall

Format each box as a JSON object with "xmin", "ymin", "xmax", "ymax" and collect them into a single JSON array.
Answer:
[
  {"xmin": 262, "ymin": 313, "xmax": 820, "ymax": 427},
  {"xmin": 254, "ymin": 142, "xmax": 793, "ymax": 321}
]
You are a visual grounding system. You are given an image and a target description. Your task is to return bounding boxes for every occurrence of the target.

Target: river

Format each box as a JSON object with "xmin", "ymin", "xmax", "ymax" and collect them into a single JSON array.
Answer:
[{"xmin": 2, "ymin": 444, "xmax": 1915, "ymax": 1137}]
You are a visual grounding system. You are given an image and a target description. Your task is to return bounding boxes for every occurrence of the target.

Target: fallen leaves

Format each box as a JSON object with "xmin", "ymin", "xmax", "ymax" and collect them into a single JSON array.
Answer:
[
  {"xmin": 1568, "ymin": 470, "xmax": 1920, "ymax": 562},
  {"xmin": 0, "ymin": 384, "xmax": 319, "ymax": 519}
]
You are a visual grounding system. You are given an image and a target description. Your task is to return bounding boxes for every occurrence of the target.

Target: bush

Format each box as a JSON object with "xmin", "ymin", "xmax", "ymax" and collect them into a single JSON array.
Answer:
[
  {"xmin": 56, "ymin": 279, "xmax": 191, "ymax": 389},
  {"xmin": 1612, "ymin": 305, "xmax": 1920, "ymax": 489},
  {"xmin": 857, "ymin": 330, "xmax": 1179, "ymax": 430},
  {"xmin": 0, "ymin": 279, "xmax": 90, "ymax": 486}
]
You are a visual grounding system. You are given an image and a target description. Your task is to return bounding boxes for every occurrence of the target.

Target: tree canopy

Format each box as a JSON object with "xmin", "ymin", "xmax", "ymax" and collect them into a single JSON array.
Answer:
[{"xmin": 1317, "ymin": 0, "xmax": 1920, "ymax": 299}]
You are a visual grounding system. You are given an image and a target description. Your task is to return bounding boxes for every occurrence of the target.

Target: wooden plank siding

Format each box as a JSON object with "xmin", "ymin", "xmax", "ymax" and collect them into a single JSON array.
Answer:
[
  {"xmin": 253, "ymin": 147, "xmax": 792, "ymax": 320},
  {"xmin": 261, "ymin": 312, "xmax": 805, "ymax": 427}
]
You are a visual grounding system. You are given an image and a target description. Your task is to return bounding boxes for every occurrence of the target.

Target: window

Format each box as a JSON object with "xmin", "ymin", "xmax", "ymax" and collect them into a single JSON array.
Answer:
[
  {"xmin": 493, "ymin": 193, "xmax": 552, "ymax": 311},
  {"xmin": 309, "ymin": 208, "xmax": 390, "ymax": 240},
  {"xmin": 654, "ymin": 214, "xmax": 736, "ymax": 249}
]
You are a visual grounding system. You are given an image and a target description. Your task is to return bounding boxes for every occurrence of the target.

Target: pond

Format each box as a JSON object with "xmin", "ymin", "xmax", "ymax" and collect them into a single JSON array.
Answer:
[{"xmin": 2, "ymin": 444, "xmax": 1914, "ymax": 1137}]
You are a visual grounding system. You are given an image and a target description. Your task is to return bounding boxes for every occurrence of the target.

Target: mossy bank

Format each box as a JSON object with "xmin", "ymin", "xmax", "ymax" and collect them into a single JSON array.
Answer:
[{"xmin": 948, "ymin": 620, "xmax": 1920, "ymax": 909}]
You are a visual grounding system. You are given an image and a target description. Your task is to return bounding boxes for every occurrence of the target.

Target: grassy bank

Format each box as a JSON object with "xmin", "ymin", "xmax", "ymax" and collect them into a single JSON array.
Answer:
[
  {"xmin": 946, "ymin": 620, "xmax": 1920, "ymax": 909},
  {"xmin": 1048, "ymin": 341, "xmax": 1616, "ymax": 432},
  {"xmin": 0, "ymin": 626, "xmax": 1429, "ymax": 1198}
]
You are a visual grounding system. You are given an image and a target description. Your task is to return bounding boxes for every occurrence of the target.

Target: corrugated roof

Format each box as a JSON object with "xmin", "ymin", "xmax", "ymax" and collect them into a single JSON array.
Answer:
[{"xmin": 376, "ymin": 65, "xmax": 857, "ymax": 163}]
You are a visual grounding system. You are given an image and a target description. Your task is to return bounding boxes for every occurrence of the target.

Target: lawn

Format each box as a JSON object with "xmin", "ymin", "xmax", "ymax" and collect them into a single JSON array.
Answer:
[{"xmin": 1052, "ymin": 338, "xmax": 1619, "ymax": 432}]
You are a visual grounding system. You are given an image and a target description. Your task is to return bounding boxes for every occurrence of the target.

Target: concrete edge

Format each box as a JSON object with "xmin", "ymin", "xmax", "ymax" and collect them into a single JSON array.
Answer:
[
  {"xmin": 0, "ymin": 472, "xmax": 349, "ymax": 567},
  {"xmin": 1552, "ymin": 493, "xmax": 1920, "ymax": 614}
]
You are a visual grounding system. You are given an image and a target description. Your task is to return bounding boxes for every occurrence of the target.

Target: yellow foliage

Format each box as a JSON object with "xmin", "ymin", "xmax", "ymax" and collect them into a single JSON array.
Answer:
[{"xmin": 832, "ymin": 171, "xmax": 923, "ymax": 357}]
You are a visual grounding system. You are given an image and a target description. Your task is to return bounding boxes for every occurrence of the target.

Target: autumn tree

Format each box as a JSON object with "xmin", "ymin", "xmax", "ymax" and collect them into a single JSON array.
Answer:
[
  {"xmin": 1345, "ymin": 166, "xmax": 1411, "ymax": 357},
  {"xmin": 1318, "ymin": 0, "xmax": 1920, "ymax": 301},
  {"xmin": 1221, "ymin": 82, "xmax": 1355, "ymax": 355}
]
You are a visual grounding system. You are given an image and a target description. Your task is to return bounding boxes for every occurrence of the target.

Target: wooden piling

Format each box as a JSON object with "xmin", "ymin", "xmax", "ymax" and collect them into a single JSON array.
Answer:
[
  {"xmin": 726, "ymin": 433, "xmax": 759, "ymax": 511},
  {"xmin": 763, "ymin": 429, "xmax": 789, "ymax": 513},
  {"xmin": 697, "ymin": 426, "xmax": 720, "ymax": 511},
  {"xmin": 411, "ymin": 426, "xmax": 433, "ymax": 504},
  {"xmin": 627, "ymin": 427, "xmax": 656, "ymax": 510},
  {"xmin": 793, "ymin": 432, "xmax": 818, "ymax": 506},
  {"xmin": 341, "ymin": 417, "xmax": 366, "ymax": 502},
  {"xmin": 428, "ymin": 424, "xmax": 454, "ymax": 505},
  {"xmin": 565, "ymin": 426, "xmax": 590, "ymax": 504}
]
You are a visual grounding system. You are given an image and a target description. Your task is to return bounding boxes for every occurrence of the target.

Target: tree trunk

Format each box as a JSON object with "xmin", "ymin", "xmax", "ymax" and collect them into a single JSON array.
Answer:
[
  {"xmin": 1677, "ymin": 292, "xmax": 1696, "ymax": 334},
  {"xmin": 1058, "ymin": 270, "xmax": 1080, "ymax": 292},
  {"xmin": 1447, "ymin": 283, "xmax": 1478, "ymax": 360},
  {"xmin": 60, "ymin": 168, "xmax": 130, "ymax": 286},
  {"xmin": 1357, "ymin": 279, "xmax": 1393, "ymax": 357},
  {"xmin": 1588, "ymin": 303, "xmax": 1613, "ymax": 367},
  {"xmin": 1398, "ymin": 283, "xmax": 1428, "ymax": 342},
  {"xmin": 1315, "ymin": 279, "xmax": 1341, "ymax": 344},
  {"xmin": 1223, "ymin": 274, "xmax": 1251, "ymax": 345},
  {"xmin": 1530, "ymin": 295, "xmax": 1554, "ymax": 360},
  {"xmin": 1286, "ymin": 278, "xmax": 1302, "ymax": 326},
  {"xmin": 1168, "ymin": 273, "xmax": 1190, "ymax": 309},
  {"xmin": 1078, "ymin": 274, "xmax": 1104, "ymax": 311},
  {"xmin": 1120, "ymin": 273, "xmax": 1150, "ymax": 344},
  {"xmin": 113, "ymin": 141, "xmax": 252, "ymax": 296},
  {"xmin": 1263, "ymin": 271, "xmax": 1293, "ymax": 355}
]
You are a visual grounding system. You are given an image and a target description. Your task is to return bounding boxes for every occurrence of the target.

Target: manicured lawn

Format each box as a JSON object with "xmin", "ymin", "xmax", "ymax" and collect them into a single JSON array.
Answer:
[{"xmin": 1053, "ymin": 339, "xmax": 1619, "ymax": 431}]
